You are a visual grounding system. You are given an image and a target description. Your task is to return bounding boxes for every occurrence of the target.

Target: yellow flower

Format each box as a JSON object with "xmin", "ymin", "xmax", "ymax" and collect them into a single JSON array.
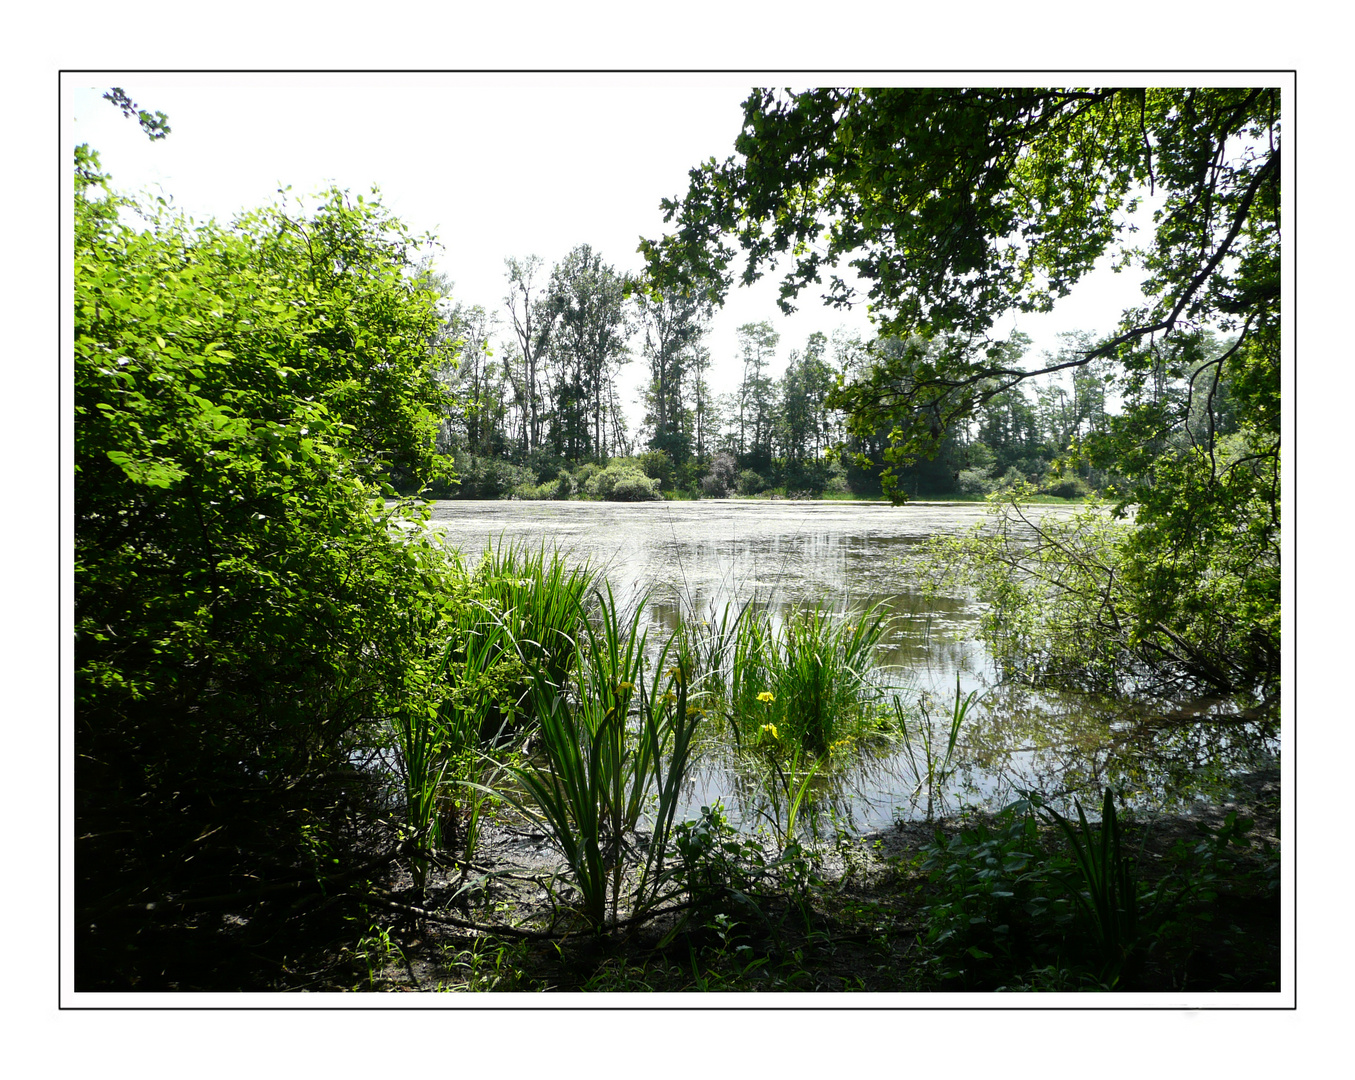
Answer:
[
  {"xmin": 757, "ymin": 691, "xmax": 776, "ymax": 705},
  {"xmin": 760, "ymin": 723, "xmax": 779, "ymax": 741}
]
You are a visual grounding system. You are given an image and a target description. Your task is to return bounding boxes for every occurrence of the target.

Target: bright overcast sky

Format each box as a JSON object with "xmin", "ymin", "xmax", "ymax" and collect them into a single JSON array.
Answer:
[{"xmin": 68, "ymin": 72, "xmax": 1163, "ymax": 429}]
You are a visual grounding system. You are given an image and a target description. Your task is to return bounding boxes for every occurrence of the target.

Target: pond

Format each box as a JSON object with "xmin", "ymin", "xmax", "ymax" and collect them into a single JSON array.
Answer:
[{"xmin": 425, "ymin": 498, "xmax": 1278, "ymax": 832}]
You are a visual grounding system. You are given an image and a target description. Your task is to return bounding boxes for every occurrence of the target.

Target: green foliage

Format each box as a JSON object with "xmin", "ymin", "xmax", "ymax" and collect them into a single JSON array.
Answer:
[
  {"xmin": 76, "ymin": 171, "xmax": 457, "ymax": 847},
  {"xmin": 584, "ymin": 460, "xmax": 662, "ymax": 501},
  {"xmin": 722, "ymin": 604, "xmax": 891, "ymax": 759},
  {"xmin": 671, "ymin": 802, "xmax": 813, "ymax": 934},
  {"xmin": 924, "ymin": 490, "xmax": 1271, "ymax": 696},
  {"xmin": 432, "ymin": 455, "xmax": 535, "ymax": 499},
  {"xmin": 1027, "ymin": 788, "xmax": 1166, "ymax": 987},
  {"xmin": 892, "ymin": 675, "xmax": 981, "ymax": 820},
  {"xmin": 917, "ymin": 790, "xmax": 1212, "ymax": 990},
  {"xmin": 919, "ymin": 806, "xmax": 1067, "ymax": 988},
  {"xmin": 512, "ymin": 467, "xmax": 577, "ymax": 500},
  {"xmin": 461, "ymin": 542, "xmax": 595, "ymax": 718},
  {"xmin": 503, "ymin": 586, "xmax": 699, "ymax": 930},
  {"xmin": 735, "ymin": 469, "xmax": 764, "ymax": 496},
  {"xmin": 542, "ymin": 245, "xmax": 631, "ymax": 461},
  {"xmin": 635, "ymin": 449, "xmax": 675, "ymax": 489},
  {"xmin": 644, "ymin": 87, "xmax": 1280, "ymax": 694},
  {"xmin": 102, "ymin": 87, "xmax": 172, "ymax": 139}
]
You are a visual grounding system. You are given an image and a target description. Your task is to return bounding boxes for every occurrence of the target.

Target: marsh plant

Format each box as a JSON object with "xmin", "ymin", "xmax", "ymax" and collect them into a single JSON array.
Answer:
[
  {"xmin": 893, "ymin": 674, "xmax": 982, "ymax": 820},
  {"xmin": 463, "ymin": 541, "xmax": 597, "ymax": 725},
  {"xmin": 723, "ymin": 603, "xmax": 893, "ymax": 758},
  {"xmin": 504, "ymin": 584, "xmax": 702, "ymax": 930},
  {"xmin": 1026, "ymin": 787, "xmax": 1172, "ymax": 987},
  {"xmin": 760, "ymin": 742, "xmax": 823, "ymax": 850},
  {"xmin": 391, "ymin": 544, "xmax": 594, "ymax": 881}
]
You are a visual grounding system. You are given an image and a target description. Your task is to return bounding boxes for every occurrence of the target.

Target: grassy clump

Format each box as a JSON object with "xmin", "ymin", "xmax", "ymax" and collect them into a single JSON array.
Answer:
[
  {"xmin": 719, "ymin": 603, "xmax": 894, "ymax": 759},
  {"xmin": 504, "ymin": 585, "xmax": 700, "ymax": 931}
]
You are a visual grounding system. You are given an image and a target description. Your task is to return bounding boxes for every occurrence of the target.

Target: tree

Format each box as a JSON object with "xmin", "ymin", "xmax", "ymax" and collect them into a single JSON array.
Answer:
[
  {"xmin": 643, "ymin": 87, "xmax": 1280, "ymax": 693},
  {"xmin": 504, "ymin": 255, "xmax": 555, "ymax": 456},
  {"xmin": 734, "ymin": 320, "xmax": 778, "ymax": 466},
  {"xmin": 438, "ymin": 300, "xmax": 510, "ymax": 460},
  {"xmin": 543, "ymin": 245, "xmax": 631, "ymax": 461},
  {"xmin": 636, "ymin": 288, "xmax": 711, "ymax": 462},
  {"xmin": 102, "ymin": 87, "xmax": 172, "ymax": 140},
  {"xmin": 777, "ymin": 331, "xmax": 836, "ymax": 467},
  {"xmin": 688, "ymin": 342, "xmax": 717, "ymax": 461}
]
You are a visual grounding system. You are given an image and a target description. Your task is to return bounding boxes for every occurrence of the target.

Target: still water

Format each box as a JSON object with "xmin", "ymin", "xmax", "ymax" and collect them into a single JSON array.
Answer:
[{"xmin": 425, "ymin": 499, "xmax": 1277, "ymax": 831}]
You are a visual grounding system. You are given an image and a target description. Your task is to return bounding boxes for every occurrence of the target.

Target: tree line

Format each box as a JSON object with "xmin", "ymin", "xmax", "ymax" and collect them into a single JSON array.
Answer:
[{"xmin": 430, "ymin": 249, "xmax": 1201, "ymax": 500}]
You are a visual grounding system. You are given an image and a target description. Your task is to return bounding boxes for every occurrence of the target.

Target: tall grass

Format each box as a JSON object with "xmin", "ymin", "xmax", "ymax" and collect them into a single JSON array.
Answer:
[
  {"xmin": 892, "ymin": 674, "xmax": 981, "ymax": 820},
  {"xmin": 504, "ymin": 584, "xmax": 701, "ymax": 930},
  {"xmin": 393, "ymin": 696, "xmax": 450, "ymax": 891},
  {"xmin": 468, "ymin": 541, "xmax": 596, "ymax": 730},
  {"xmin": 394, "ymin": 542, "xmax": 595, "ymax": 881},
  {"xmin": 723, "ymin": 603, "xmax": 892, "ymax": 758}
]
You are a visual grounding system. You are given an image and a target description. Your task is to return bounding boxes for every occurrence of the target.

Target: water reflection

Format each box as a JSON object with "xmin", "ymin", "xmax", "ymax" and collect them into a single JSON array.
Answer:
[{"xmin": 427, "ymin": 499, "xmax": 1278, "ymax": 830}]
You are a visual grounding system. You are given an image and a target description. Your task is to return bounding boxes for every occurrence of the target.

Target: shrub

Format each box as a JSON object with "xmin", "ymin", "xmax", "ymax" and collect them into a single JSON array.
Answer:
[
  {"xmin": 74, "ymin": 169, "xmax": 459, "ymax": 967},
  {"xmin": 736, "ymin": 469, "xmax": 765, "ymax": 496},
  {"xmin": 636, "ymin": 449, "xmax": 675, "ymax": 491},
  {"xmin": 574, "ymin": 461, "xmax": 601, "ymax": 489},
  {"xmin": 512, "ymin": 468, "xmax": 576, "ymax": 500},
  {"xmin": 438, "ymin": 455, "xmax": 535, "ymax": 499},
  {"xmin": 1039, "ymin": 475, "xmax": 1091, "ymax": 500},
  {"xmin": 526, "ymin": 448, "xmax": 570, "ymax": 484},
  {"xmin": 585, "ymin": 462, "xmax": 662, "ymax": 501},
  {"xmin": 955, "ymin": 466, "xmax": 996, "ymax": 496},
  {"xmin": 701, "ymin": 453, "xmax": 738, "ymax": 497}
]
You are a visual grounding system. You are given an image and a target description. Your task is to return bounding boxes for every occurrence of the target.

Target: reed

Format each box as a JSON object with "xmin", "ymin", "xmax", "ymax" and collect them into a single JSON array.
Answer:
[
  {"xmin": 726, "ymin": 603, "xmax": 892, "ymax": 758},
  {"xmin": 893, "ymin": 673, "xmax": 980, "ymax": 820},
  {"xmin": 395, "ymin": 543, "xmax": 593, "ymax": 880},
  {"xmin": 469, "ymin": 541, "xmax": 596, "ymax": 726},
  {"xmin": 504, "ymin": 584, "xmax": 700, "ymax": 930},
  {"xmin": 393, "ymin": 696, "xmax": 448, "ymax": 892}
]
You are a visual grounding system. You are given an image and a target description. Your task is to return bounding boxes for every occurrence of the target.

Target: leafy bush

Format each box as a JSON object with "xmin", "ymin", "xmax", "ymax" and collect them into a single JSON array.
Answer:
[
  {"xmin": 585, "ymin": 461, "xmax": 662, "ymax": 501},
  {"xmin": 574, "ymin": 461, "xmax": 601, "ymax": 489},
  {"xmin": 918, "ymin": 792, "xmax": 1188, "ymax": 990},
  {"xmin": 75, "ymin": 164, "xmax": 459, "ymax": 953},
  {"xmin": 433, "ymin": 455, "xmax": 534, "ymax": 499},
  {"xmin": 955, "ymin": 466, "xmax": 996, "ymax": 495},
  {"xmin": 700, "ymin": 453, "xmax": 738, "ymax": 497},
  {"xmin": 922, "ymin": 490, "xmax": 1269, "ymax": 696},
  {"xmin": 512, "ymin": 468, "xmax": 576, "ymax": 500},
  {"xmin": 736, "ymin": 469, "xmax": 765, "ymax": 496},
  {"xmin": 1039, "ymin": 475, "xmax": 1090, "ymax": 500},
  {"xmin": 526, "ymin": 448, "xmax": 571, "ymax": 484},
  {"xmin": 636, "ymin": 449, "xmax": 675, "ymax": 491}
]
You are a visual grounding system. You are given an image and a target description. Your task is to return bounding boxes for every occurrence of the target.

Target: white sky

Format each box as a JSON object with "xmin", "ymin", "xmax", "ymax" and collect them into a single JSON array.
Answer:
[{"xmin": 68, "ymin": 73, "xmax": 1159, "ymax": 431}]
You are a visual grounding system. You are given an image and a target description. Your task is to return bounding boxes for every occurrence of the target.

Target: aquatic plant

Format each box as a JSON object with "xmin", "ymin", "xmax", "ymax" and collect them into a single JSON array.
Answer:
[
  {"xmin": 1027, "ymin": 787, "xmax": 1169, "ymax": 987},
  {"xmin": 893, "ymin": 673, "xmax": 981, "ymax": 820},
  {"xmin": 725, "ymin": 603, "xmax": 892, "ymax": 758},
  {"xmin": 394, "ymin": 543, "xmax": 593, "ymax": 880},
  {"xmin": 468, "ymin": 540, "xmax": 596, "ymax": 717},
  {"xmin": 503, "ymin": 584, "xmax": 701, "ymax": 930}
]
